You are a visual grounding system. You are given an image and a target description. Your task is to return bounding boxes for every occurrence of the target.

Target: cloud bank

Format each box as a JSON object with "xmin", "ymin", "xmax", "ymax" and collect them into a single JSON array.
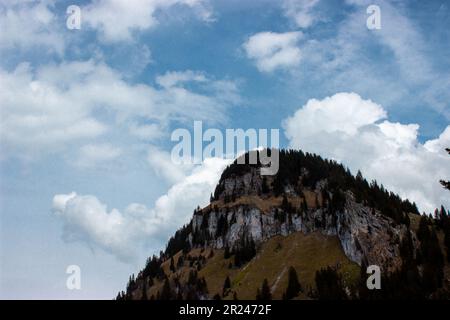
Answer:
[
  {"xmin": 0, "ymin": 1, "xmax": 64, "ymax": 55},
  {"xmin": 83, "ymin": 0, "xmax": 214, "ymax": 42},
  {"xmin": 283, "ymin": 92, "xmax": 450, "ymax": 213},
  {"xmin": 0, "ymin": 61, "xmax": 239, "ymax": 160},
  {"xmin": 52, "ymin": 157, "xmax": 230, "ymax": 262}
]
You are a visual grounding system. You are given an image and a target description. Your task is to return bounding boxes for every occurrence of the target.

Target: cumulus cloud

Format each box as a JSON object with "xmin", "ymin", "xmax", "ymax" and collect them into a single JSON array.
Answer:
[
  {"xmin": 0, "ymin": 61, "xmax": 239, "ymax": 159},
  {"xmin": 243, "ymin": 31, "xmax": 302, "ymax": 72},
  {"xmin": 147, "ymin": 146, "xmax": 193, "ymax": 184},
  {"xmin": 53, "ymin": 192, "xmax": 147, "ymax": 262},
  {"xmin": 83, "ymin": 0, "xmax": 214, "ymax": 42},
  {"xmin": 52, "ymin": 157, "xmax": 230, "ymax": 262},
  {"xmin": 294, "ymin": 0, "xmax": 450, "ymax": 121},
  {"xmin": 0, "ymin": 62, "xmax": 107, "ymax": 158},
  {"xmin": 283, "ymin": 92, "xmax": 450, "ymax": 213},
  {"xmin": 282, "ymin": 0, "xmax": 320, "ymax": 29},
  {"xmin": 0, "ymin": 1, "xmax": 64, "ymax": 55}
]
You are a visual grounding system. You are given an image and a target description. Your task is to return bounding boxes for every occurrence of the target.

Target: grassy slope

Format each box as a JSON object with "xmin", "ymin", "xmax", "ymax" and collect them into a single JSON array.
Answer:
[
  {"xmin": 148, "ymin": 231, "xmax": 360, "ymax": 300},
  {"xmin": 136, "ymin": 213, "xmax": 450, "ymax": 300}
]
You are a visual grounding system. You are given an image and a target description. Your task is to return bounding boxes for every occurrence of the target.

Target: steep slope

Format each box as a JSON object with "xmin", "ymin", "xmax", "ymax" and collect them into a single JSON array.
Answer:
[
  {"xmin": 118, "ymin": 149, "xmax": 450, "ymax": 300},
  {"xmin": 125, "ymin": 232, "xmax": 359, "ymax": 300}
]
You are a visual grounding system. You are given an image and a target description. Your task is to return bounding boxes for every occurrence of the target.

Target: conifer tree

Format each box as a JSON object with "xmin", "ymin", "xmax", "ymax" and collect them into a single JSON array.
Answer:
[
  {"xmin": 141, "ymin": 280, "xmax": 148, "ymax": 300},
  {"xmin": 256, "ymin": 279, "xmax": 272, "ymax": 300},
  {"xmin": 315, "ymin": 267, "xmax": 347, "ymax": 300},
  {"xmin": 441, "ymin": 206, "xmax": 450, "ymax": 262},
  {"xmin": 261, "ymin": 176, "xmax": 269, "ymax": 194},
  {"xmin": 159, "ymin": 279, "xmax": 172, "ymax": 300},
  {"xmin": 440, "ymin": 148, "xmax": 450, "ymax": 190},
  {"xmin": 284, "ymin": 266, "xmax": 302, "ymax": 300},
  {"xmin": 281, "ymin": 194, "xmax": 291, "ymax": 212},
  {"xmin": 188, "ymin": 270, "xmax": 198, "ymax": 286},
  {"xmin": 301, "ymin": 196, "xmax": 308, "ymax": 213},
  {"xmin": 224, "ymin": 245, "xmax": 231, "ymax": 259},
  {"xmin": 223, "ymin": 276, "xmax": 231, "ymax": 296}
]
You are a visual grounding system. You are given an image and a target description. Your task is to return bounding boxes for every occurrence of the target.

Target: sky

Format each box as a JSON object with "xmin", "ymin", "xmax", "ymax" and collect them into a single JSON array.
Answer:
[{"xmin": 0, "ymin": 0, "xmax": 449, "ymax": 299}]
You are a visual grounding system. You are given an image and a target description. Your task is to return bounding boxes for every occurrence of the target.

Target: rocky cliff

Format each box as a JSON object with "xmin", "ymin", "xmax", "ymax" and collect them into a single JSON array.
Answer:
[
  {"xmin": 118, "ymin": 149, "xmax": 449, "ymax": 300},
  {"xmin": 191, "ymin": 165, "xmax": 413, "ymax": 273}
]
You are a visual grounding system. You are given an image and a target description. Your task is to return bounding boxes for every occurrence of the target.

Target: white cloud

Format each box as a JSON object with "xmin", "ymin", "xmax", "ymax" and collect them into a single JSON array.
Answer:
[
  {"xmin": 52, "ymin": 157, "xmax": 230, "ymax": 262},
  {"xmin": 147, "ymin": 146, "xmax": 193, "ymax": 184},
  {"xmin": 243, "ymin": 31, "xmax": 302, "ymax": 72},
  {"xmin": 156, "ymin": 70, "xmax": 207, "ymax": 88},
  {"xmin": 282, "ymin": 0, "xmax": 320, "ymax": 29},
  {"xmin": 0, "ymin": 0, "xmax": 214, "ymax": 59},
  {"xmin": 314, "ymin": 0, "xmax": 450, "ymax": 121},
  {"xmin": 425, "ymin": 127, "xmax": 450, "ymax": 153},
  {"xmin": 273, "ymin": 0, "xmax": 450, "ymax": 124},
  {"xmin": 0, "ymin": 62, "xmax": 107, "ymax": 158},
  {"xmin": 128, "ymin": 122, "xmax": 164, "ymax": 141},
  {"xmin": 0, "ymin": 1, "xmax": 64, "ymax": 55},
  {"xmin": 284, "ymin": 92, "xmax": 387, "ymax": 137},
  {"xmin": 74, "ymin": 144, "xmax": 122, "ymax": 168},
  {"xmin": 283, "ymin": 92, "xmax": 450, "ymax": 213},
  {"xmin": 53, "ymin": 191, "xmax": 152, "ymax": 262},
  {"xmin": 345, "ymin": 0, "xmax": 432, "ymax": 85},
  {"xmin": 83, "ymin": 0, "xmax": 214, "ymax": 42},
  {"xmin": 369, "ymin": 0, "xmax": 450, "ymax": 120},
  {"xmin": 0, "ymin": 61, "xmax": 239, "ymax": 160},
  {"xmin": 150, "ymin": 156, "xmax": 230, "ymax": 230}
]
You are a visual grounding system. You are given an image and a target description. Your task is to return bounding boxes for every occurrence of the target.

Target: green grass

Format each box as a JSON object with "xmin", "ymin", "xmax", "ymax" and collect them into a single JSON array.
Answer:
[
  {"xmin": 195, "ymin": 232, "xmax": 360, "ymax": 300},
  {"xmin": 144, "ymin": 231, "xmax": 360, "ymax": 300}
]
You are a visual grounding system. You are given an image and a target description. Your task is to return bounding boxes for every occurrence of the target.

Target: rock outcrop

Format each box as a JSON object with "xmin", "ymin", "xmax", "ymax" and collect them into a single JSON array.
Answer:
[
  {"xmin": 118, "ymin": 150, "xmax": 445, "ymax": 301},
  {"xmin": 191, "ymin": 166, "xmax": 415, "ymax": 273}
]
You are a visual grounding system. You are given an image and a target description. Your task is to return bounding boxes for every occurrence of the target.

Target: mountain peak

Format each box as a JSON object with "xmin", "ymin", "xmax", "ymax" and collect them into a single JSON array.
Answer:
[{"xmin": 118, "ymin": 149, "xmax": 450, "ymax": 301}]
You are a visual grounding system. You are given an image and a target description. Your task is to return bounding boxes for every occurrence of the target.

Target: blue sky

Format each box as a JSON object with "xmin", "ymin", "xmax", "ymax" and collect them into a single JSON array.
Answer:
[{"xmin": 0, "ymin": 0, "xmax": 449, "ymax": 299}]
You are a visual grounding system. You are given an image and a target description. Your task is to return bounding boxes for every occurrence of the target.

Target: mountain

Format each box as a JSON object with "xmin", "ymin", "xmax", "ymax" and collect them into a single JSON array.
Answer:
[{"xmin": 117, "ymin": 149, "xmax": 450, "ymax": 300}]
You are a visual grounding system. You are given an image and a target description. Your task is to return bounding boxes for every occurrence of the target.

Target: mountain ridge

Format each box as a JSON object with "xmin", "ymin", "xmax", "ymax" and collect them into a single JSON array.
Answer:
[{"xmin": 118, "ymin": 149, "xmax": 450, "ymax": 300}]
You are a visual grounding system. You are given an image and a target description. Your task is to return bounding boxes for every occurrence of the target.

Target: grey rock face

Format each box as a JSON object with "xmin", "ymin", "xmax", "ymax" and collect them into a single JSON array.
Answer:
[
  {"xmin": 193, "ymin": 170, "xmax": 413, "ymax": 273},
  {"xmin": 191, "ymin": 191, "xmax": 409, "ymax": 273},
  {"xmin": 217, "ymin": 168, "xmax": 263, "ymax": 200}
]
